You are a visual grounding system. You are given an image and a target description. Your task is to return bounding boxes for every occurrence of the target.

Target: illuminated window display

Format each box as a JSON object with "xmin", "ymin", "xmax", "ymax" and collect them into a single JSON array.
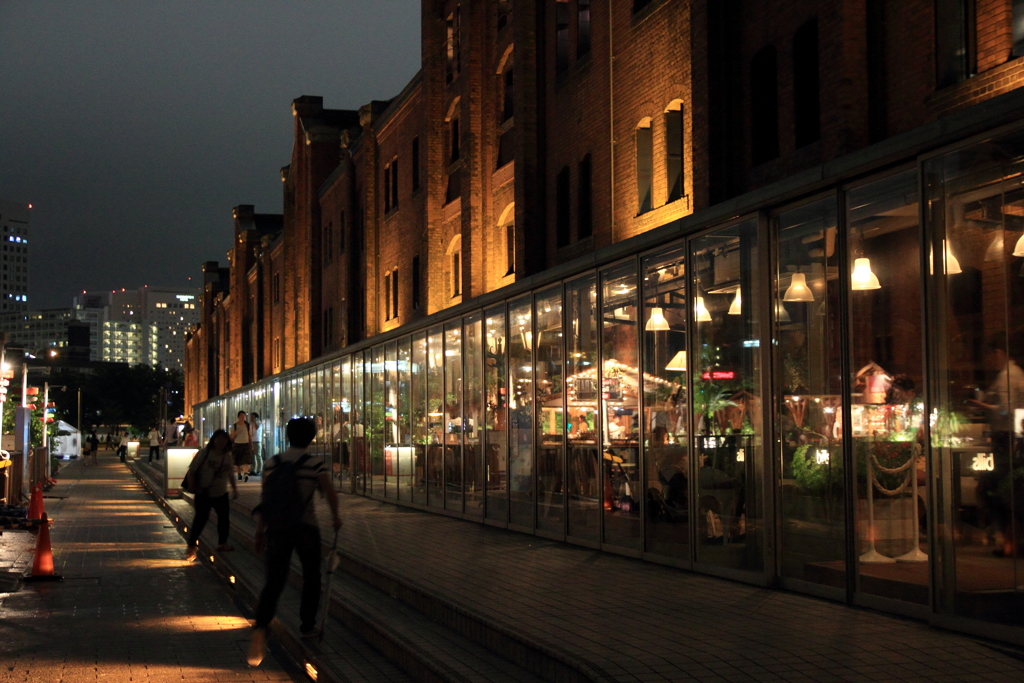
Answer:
[{"xmin": 194, "ymin": 126, "xmax": 1024, "ymax": 641}]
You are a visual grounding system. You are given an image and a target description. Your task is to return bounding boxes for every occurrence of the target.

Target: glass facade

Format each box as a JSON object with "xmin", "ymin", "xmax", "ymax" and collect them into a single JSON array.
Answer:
[{"xmin": 195, "ymin": 127, "xmax": 1024, "ymax": 639}]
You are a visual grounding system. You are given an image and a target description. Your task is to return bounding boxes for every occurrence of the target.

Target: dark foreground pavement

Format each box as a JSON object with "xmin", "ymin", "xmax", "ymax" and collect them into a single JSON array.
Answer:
[
  {"xmin": 0, "ymin": 454, "xmax": 296, "ymax": 683},
  {"xmin": 128, "ymin": 456, "xmax": 1024, "ymax": 683}
]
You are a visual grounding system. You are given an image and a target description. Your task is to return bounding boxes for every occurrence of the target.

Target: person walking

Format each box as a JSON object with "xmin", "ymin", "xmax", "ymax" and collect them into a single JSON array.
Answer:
[
  {"xmin": 229, "ymin": 411, "xmax": 254, "ymax": 482},
  {"xmin": 250, "ymin": 412, "xmax": 264, "ymax": 475},
  {"xmin": 117, "ymin": 431, "xmax": 130, "ymax": 462},
  {"xmin": 183, "ymin": 429, "xmax": 238, "ymax": 561},
  {"xmin": 147, "ymin": 425, "xmax": 162, "ymax": 463},
  {"xmin": 87, "ymin": 431, "xmax": 99, "ymax": 466},
  {"xmin": 247, "ymin": 417, "xmax": 342, "ymax": 666}
]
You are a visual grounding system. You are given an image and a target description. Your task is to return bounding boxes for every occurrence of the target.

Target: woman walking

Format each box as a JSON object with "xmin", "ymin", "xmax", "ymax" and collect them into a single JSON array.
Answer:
[
  {"xmin": 229, "ymin": 411, "xmax": 254, "ymax": 482},
  {"xmin": 183, "ymin": 429, "xmax": 238, "ymax": 561}
]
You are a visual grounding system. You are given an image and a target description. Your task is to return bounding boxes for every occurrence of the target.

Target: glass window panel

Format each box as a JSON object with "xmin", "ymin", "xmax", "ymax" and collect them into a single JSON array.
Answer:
[
  {"xmin": 370, "ymin": 345, "xmax": 385, "ymax": 496},
  {"xmin": 352, "ymin": 351, "xmax": 366, "ymax": 494},
  {"xmin": 509, "ymin": 296, "xmax": 535, "ymax": 527},
  {"xmin": 485, "ymin": 306, "xmax": 509, "ymax": 522},
  {"xmin": 847, "ymin": 171, "xmax": 928, "ymax": 604},
  {"xmin": 398, "ymin": 338, "xmax": 413, "ymax": 502},
  {"xmin": 445, "ymin": 322, "xmax": 464, "ymax": 512},
  {"xmin": 566, "ymin": 275, "xmax": 600, "ymax": 540},
  {"xmin": 385, "ymin": 340, "xmax": 399, "ymax": 499},
  {"xmin": 427, "ymin": 326, "xmax": 445, "ymax": 508},
  {"xmin": 340, "ymin": 357, "xmax": 352, "ymax": 492},
  {"xmin": 412, "ymin": 331, "xmax": 429, "ymax": 505},
  {"xmin": 775, "ymin": 197, "xmax": 846, "ymax": 587},
  {"xmin": 464, "ymin": 314, "xmax": 484, "ymax": 516},
  {"xmin": 641, "ymin": 245, "xmax": 689, "ymax": 558},
  {"xmin": 535, "ymin": 287, "xmax": 565, "ymax": 533},
  {"xmin": 601, "ymin": 261, "xmax": 642, "ymax": 549},
  {"xmin": 692, "ymin": 219, "xmax": 764, "ymax": 571},
  {"xmin": 926, "ymin": 135, "xmax": 1024, "ymax": 625}
]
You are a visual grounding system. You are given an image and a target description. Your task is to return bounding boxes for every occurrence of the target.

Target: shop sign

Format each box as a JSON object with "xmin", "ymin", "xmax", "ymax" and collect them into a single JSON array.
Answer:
[{"xmin": 971, "ymin": 453, "xmax": 994, "ymax": 472}]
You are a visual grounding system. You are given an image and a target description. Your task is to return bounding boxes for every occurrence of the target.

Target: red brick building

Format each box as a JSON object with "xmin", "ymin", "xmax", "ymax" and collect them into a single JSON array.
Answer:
[{"xmin": 186, "ymin": 1, "xmax": 1024, "ymax": 640}]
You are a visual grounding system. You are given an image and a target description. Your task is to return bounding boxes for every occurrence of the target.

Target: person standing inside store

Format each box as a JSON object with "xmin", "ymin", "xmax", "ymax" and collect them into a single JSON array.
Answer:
[
  {"xmin": 247, "ymin": 417, "xmax": 342, "ymax": 666},
  {"xmin": 249, "ymin": 412, "xmax": 264, "ymax": 476},
  {"xmin": 117, "ymin": 431, "xmax": 130, "ymax": 462},
  {"xmin": 969, "ymin": 335, "xmax": 1024, "ymax": 557},
  {"xmin": 229, "ymin": 411, "xmax": 254, "ymax": 482},
  {"xmin": 183, "ymin": 429, "xmax": 238, "ymax": 561},
  {"xmin": 147, "ymin": 425, "xmax": 162, "ymax": 463}
]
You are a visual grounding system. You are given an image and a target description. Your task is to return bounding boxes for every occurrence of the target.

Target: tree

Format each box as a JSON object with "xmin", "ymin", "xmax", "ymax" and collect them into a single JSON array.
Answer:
[{"xmin": 47, "ymin": 364, "xmax": 184, "ymax": 434}]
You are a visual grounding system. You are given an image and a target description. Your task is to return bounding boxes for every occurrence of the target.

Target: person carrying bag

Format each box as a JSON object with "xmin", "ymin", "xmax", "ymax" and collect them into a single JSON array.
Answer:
[{"xmin": 183, "ymin": 429, "xmax": 238, "ymax": 561}]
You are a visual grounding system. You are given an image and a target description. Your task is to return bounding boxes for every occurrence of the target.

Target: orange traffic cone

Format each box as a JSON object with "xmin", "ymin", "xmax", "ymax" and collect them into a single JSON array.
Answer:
[
  {"xmin": 27, "ymin": 483, "xmax": 44, "ymax": 521},
  {"xmin": 24, "ymin": 512, "xmax": 62, "ymax": 582}
]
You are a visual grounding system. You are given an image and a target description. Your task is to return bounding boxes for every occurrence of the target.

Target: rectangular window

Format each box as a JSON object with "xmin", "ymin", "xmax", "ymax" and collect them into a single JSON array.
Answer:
[
  {"xmin": 450, "ymin": 118, "xmax": 460, "ymax": 162},
  {"xmin": 665, "ymin": 109, "xmax": 683, "ymax": 202},
  {"xmin": 446, "ymin": 7, "xmax": 461, "ymax": 84},
  {"xmin": 452, "ymin": 251, "xmax": 462, "ymax": 297},
  {"xmin": 556, "ymin": 0, "xmax": 570, "ymax": 75},
  {"xmin": 411, "ymin": 137, "xmax": 420, "ymax": 191},
  {"xmin": 1015, "ymin": 0, "xmax": 1024, "ymax": 56},
  {"xmin": 412, "ymin": 255, "xmax": 421, "ymax": 310},
  {"xmin": 391, "ymin": 267, "xmax": 399, "ymax": 320},
  {"xmin": 936, "ymin": 0, "xmax": 976, "ymax": 87},
  {"xmin": 272, "ymin": 273, "xmax": 281, "ymax": 304},
  {"xmin": 384, "ymin": 162, "xmax": 391, "ymax": 213},
  {"xmin": 498, "ymin": 0, "xmax": 511, "ymax": 30},
  {"xmin": 793, "ymin": 18, "xmax": 820, "ymax": 148},
  {"xmin": 391, "ymin": 159, "xmax": 399, "ymax": 209},
  {"xmin": 750, "ymin": 46, "xmax": 779, "ymax": 165},
  {"xmin": 384, "ymin": 272, "xmax": 392, "ymax": 320},
  {"xmin": 502, "ymin": 68, "xmax": 514, "ymax": 122},
  {"xmin": 556, "ymin": 166, "xmax": 571, "ymax": 247},
  {"xmin": 578, "ymin": 0, "xmax": 591, "ymax": 57},
  {"xmin": 636, "ymin": 124, "xmax": 653, "ymax": 214},
  {"xmin": 578, "ymin": 154, "xmax": 593, "ymax": 238}
]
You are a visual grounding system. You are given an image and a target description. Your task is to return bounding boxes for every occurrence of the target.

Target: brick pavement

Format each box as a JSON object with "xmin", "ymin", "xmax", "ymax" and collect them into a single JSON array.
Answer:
[
  {"xmin": 0, "ymin": 453, "xmax": 295, "ymax": 683},
  {"xmin": 217, "ymin": 482, "xmax": 1024, "ymax": 683}
]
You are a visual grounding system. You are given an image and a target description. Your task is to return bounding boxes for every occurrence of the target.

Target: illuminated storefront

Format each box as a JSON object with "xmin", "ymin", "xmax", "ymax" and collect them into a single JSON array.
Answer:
[{"xmin": 195, "ymin": 124, "xmax": 1024, "ymax": 644}]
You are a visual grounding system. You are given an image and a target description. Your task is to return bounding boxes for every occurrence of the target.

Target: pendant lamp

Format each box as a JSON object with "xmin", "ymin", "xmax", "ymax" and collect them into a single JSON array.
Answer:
[
  {"xmin": 665, "ymin": 350, "xmax": 687, "ymax": 371},
  {"xmin": 1013, "ymin": 234, "xmax": 1024, "ymax": 258},
  {"xmin": 728, "ymin": 289, "xmax": 742, "ymax": 315},
  {"xmin": 695, "ymin": 296, "xmax": 712, "ymax": 322},
  {"xmin": 645, "ymin": 306, "xmax": 670, "ymax": 331},
  {"xmin": 775, "ymin": 301, "xmax": 791, "ymax": 322},
  {"xmin": 851, "ymin": 257, "xmax": 881, "ymax": 290},
  {"xmin": 944, "ymin": 240, "xmax": 962, "ymax": 275},
  {"xmin": 783, "ymin": 272, "xmax": 814, "ymax": 302}
]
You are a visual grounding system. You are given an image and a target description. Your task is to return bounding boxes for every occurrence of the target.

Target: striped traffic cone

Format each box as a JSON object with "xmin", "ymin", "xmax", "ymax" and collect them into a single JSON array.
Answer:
[{"xmin": 24, "ymin": 512, "xmax": 62, "ymax": 582}]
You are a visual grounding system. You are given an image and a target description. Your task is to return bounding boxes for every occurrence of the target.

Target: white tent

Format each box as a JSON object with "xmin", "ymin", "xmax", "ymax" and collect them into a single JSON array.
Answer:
[{"xmin": 52, "ymin": 420, "xmax": 81, "ymax": 458}]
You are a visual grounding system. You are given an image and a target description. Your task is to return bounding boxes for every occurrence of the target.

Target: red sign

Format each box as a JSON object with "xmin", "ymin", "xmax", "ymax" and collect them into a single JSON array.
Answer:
[
  {"xmin": 26, "ymin": 387, "xmax": 39, "ymax": 396},
  {"xmin": 24, "ymin": 404, "xmax": 36, "ymax": 410},
  {"xmin": 701, "ymin": 371, "xmax": 736, "ymax": 380}
]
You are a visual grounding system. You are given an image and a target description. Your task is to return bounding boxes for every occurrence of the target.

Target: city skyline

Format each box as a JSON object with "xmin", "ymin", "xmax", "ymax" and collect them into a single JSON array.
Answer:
[{"xmin": 0, "ymin": 1, "xmax": 421, "ymax": 309}]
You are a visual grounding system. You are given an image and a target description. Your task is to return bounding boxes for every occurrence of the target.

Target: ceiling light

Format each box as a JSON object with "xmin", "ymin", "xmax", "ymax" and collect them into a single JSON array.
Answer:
[
  {"xmin": 783, "ymin": 272, "xmax": 814, "ymax": 302},
  {"xmin": 1013, "ymin": 234, "xmax": 1024, "ymax": 258},
  {"xmin": 645, "ymin": 307, "xmax": 670, "ymax": 331},
  {"xmin": 851, "ymin": 258, "xmax": 881, "ymax": 290},
  {"xmin": 728, "ymin": 290, "xmax": 742, "ymax": 315},
  {"xmin": 944, "ymin": 240, "xmax": 962, "ymax": 275},
  {"xmin": 665, "ymin": 350, "xmax": 687, "ymax": 371},
  {"xmin": 695, "ymin": 297, "xmax": 712, "ymax": 322}
]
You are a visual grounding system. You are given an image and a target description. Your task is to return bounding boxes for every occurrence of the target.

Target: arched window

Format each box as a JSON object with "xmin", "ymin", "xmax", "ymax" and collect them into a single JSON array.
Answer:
[{"xmin": 446, "ymin": 234, "xmax": 463, "ymax": 299}]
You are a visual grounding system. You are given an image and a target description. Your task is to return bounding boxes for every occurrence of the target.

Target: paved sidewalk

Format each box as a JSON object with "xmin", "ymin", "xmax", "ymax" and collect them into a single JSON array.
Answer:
[
  {"xmin": 205, "ymin": 478, "xmax": 1024, "ymax": 683},
  {"xmin": 0, "ymin": 454, "xmax": 295, "ymax": 683}
]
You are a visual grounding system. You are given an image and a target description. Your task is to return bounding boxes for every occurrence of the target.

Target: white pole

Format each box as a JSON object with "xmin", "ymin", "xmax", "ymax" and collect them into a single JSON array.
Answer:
[
  {"xmin": 859, "ymin": 452, "xmax": 895, "ymax": 564},
  {"xmin": 42, "ymin": 382, "xmax": 49, "ymax": 449},
  {"xmin": 896, "ymin": 444, "xmax": 928, "ymax": 562}
]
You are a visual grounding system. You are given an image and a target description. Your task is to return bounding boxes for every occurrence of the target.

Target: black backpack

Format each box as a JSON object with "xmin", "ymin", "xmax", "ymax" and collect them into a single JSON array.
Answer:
[{"xmin": 254, "ymin": 453, "xmax": 314, "ymax": 528}]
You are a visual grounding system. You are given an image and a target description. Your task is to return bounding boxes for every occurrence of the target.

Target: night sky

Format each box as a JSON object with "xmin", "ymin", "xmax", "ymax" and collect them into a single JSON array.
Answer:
[{"xmin": 0, "ymin": 1, "xmax": 421, "ymax": 309}]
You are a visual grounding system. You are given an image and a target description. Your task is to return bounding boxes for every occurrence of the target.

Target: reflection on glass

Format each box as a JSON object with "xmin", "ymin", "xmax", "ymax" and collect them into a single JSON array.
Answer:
[
  {"xmin": 339, "ymin": 357, "xmax": 351, "ymax": 492},
  {"xmin": 509, "ymin": 296, "xmax": 535, "ymax": 527},
  {"xmin": 642, "ymin": 245, "xmax": 689, "ymax": 558},
  {"xmin": 464, "ymin": 314, "xmax": 484, "ymax": 516},
  {"xmin": 602, "ymin": 262, "xmax": 642, "ymax": 549},
  {"xmin": 352, "ymin": 351, "xmax": 366, "ymax": 495},
  {"xmin": 484, "ymin": 306, "xmax": 509, "ymax": 522},
  {"xmin": 776, "ymin": 197, "xmax": 846, "ymax": 587},
  {"xmin": 384, "ymin": 341, "xmax": 399, "ymax": 500},
  {"xmin": 566, "ymin": 276, "xmax": 600, "ymax": 540},
  {"xmin": 927, "ymin": 140, "xmax": 1024, "ymax": 625},
  {"xmin": 535, "ymin": 287, "xmax": 564, "ymax": 533},
  {"xmin": 427, "ymin": 326, "xmax": 444, "ymax": 508},
  {"xmin": 370, "ymin": 345, "xmax": 385, "ymax": 496},
  {"xmin": 398, "ymin": 339, "xmax": 412, "ymax": 502},
  {"xmin": 445, "ymin": 322, "xmax": 464, "ymax": 513},
  {"xmin": 412, "ymin": 332, "xmax": 428, "ymax": 505},
  {"xmin": 847, "ymin": 171, "xmax": 928, "ymax": 604},
  {"xmin": 692, "ymin": 219, "xmax": 763, "ymax": 571}
]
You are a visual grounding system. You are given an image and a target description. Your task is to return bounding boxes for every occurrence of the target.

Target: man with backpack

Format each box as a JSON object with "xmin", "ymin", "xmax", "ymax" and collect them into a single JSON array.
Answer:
[{"xmin": 247, "ymin": 417, "xmax": 342, "ymax": 667}]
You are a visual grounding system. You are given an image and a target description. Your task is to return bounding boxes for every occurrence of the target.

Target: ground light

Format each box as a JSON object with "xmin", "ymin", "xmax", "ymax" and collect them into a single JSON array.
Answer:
[{"xmin": 304, "ymin": 661, "xmax": 318, "ymax": 681}]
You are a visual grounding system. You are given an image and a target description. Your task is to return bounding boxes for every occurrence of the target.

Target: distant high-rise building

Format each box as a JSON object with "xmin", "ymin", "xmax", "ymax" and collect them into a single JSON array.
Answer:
[{"xmin": 0, "ymin": 201, "xmax": 30, "ymax": 313}]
